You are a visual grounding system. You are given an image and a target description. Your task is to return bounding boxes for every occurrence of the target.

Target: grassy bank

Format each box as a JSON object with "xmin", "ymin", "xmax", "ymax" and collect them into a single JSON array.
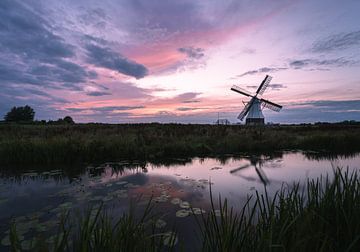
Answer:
[
  {"xmin": 7, "ymin": 168, "xmax": 360, "ymax": 251},
  {"xmin": 0, "ymin": 123, "xmax": 360, "ymax": 165}
]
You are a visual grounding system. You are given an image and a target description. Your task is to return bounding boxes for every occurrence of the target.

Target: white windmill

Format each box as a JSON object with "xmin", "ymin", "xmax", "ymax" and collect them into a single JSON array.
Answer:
[{"xmin": 231, "ymin": 75, "xmax": 282, "ymax": 125}]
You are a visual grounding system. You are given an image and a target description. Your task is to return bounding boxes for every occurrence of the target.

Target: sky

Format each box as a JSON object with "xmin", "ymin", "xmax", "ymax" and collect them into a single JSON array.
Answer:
[{"xmin": 0, "ymin": 0, "xmax": 360, "ymax": 124}]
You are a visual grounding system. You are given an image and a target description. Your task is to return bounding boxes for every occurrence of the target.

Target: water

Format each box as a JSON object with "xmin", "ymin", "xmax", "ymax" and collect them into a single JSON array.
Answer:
[{"xmin": 0, "ymin": 151, "xmax": 359, "ymax": 249}]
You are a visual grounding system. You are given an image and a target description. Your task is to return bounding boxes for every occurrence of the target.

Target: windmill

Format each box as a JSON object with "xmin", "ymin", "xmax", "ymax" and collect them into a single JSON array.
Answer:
[
  {"xmin": 230, "ymin": 155, "xmax": 270, "ymax": 185},
  {"xmin": 231, "ymin": 75, "xmax": 282, "ymax": 125}
]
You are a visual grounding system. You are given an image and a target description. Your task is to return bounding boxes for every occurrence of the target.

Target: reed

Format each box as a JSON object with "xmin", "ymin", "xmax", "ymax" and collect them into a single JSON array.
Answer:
[
  {"xmin": 1, "ymin": 123, "xmax": 359, "ymax": 165},
  {"xmin": 196, "ymin": 168, "xmax": 360, "ymax": 251}
]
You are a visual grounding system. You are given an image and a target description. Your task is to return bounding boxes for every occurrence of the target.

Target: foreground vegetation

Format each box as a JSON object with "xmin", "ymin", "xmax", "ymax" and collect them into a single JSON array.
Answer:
[
  {"xmin": 0, "ymin": 123, "xmax": 360, "ymax": 165},
  {"xmin": 7, "ymin": 168, "xmax": 360, "ymax": 251}
]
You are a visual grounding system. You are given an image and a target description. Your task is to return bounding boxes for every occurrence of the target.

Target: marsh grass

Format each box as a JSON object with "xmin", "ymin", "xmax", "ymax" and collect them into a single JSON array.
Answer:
[
  {"xmin": 195, "ymin": 168, "xmax": 360, "ymax": 251},
  {"xmin": 9, "ymin": 201, "xmax": 177, "ymax": 252},
  {"xmin": 0, "ymin": 123, "xmax": 360, "ymax": 165}
]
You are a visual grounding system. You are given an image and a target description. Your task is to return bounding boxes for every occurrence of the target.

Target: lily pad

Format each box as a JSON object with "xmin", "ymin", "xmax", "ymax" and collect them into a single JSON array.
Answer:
[
  {"xmin": 21, "ymin": 239, "xmax": 35, "ymax": 250},
  {"xmin": 1, "ymin": 235, "xmax": 10, "ymax": 246},
  {"xmin": 170, "ymin": 198, "xmax": 181, "ymax": 205},
  {"xmin": 155, "ymin": 219, "xmax": 167, "ymax": 228},
  {"xmin": 179, "ymin": 201, "xmax": 190, "ymax": 208},
  {"xmin": 192, "ymin": 208, "xmax": 206, "ymax": 215},
  {"xmin": 163, "ymin": 231, "xmax": 178, "ymax": 246},
  {"xmin": 115, "ymin": 181, "xmax": 128, "ymax": 185},
  {"xmin": 176, "ymin": 209, "xmax": 189, "ymax": 217}
]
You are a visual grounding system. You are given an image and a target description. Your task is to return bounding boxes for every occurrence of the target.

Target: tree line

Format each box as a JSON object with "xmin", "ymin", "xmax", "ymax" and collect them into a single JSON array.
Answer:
[{"xmin": 2, "ymin": 105, "xmax": 75, "ymax": 124}]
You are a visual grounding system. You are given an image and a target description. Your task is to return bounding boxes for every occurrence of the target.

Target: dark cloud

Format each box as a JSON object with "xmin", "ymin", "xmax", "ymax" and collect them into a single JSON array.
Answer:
[
  {"xmin": 289, "ymin": 58, "xmax": 356, "ymax": 69},
  {"xmin": 268, "ymin": 100, "xmax": 360, "ymax": 124},
  {"xmin": 269, "ymin": 84, "xmax": 287, "ymax": 90},
  {"xmin": 238, "ymin": 67, "xmax": 287, "ymax": 77},
  {"xmin": 85, "ymin": 44, "xmax": 149, "ymax": 79},
  {"xmin": 86, "ymin": 91, "xmax": 111, "ymax": 96},
  {"xmin": 178, "ymin": 47, "xmax": 205, "ymax": 59},
  {"xmin": 312, "ymin": 31, "xmax": 360, "ymax": 53},
  {"xmin": 0, "ymin": 0, "xmax": 98, "ymax": 95},
  {"xmin": 182, "ymin": 100, "xmax": 201, "ymax": 103},
  {"xmin": 0, "ymin": 1, "xmax": 74, "ymax": 62},
  {"xmin": 67, "ymin": 106, "xmax": 145, "ymax": 112},
  {"xmin": 176, "ymin": 107, "xmax": 201, "ymax": 111},
  {"xmin": 176, "ymin": 92, "xmax": 201, "ymax": 101}
]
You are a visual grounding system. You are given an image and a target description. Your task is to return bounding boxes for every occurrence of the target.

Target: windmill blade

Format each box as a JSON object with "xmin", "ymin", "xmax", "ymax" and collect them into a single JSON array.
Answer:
[
  {"xmin": 230, "ymin": 164, "xmax": 251, "ymax": 174},
  {"xmin": 238, "ymin": 98, "xmax": 255, "ymax": 120},
  {"xmin": 255, "ymin": 166, "xmax": 269, "ymax": 185},
  {"xmin": 256, "ymin": 75, "xmax": 272, "ymax": 95},
  {"xmin": 231, "ymin": 85, "xmax": 253, "ymax": 97},
  {"xmin": 260, "ymin": 98, "xmax": 282, "ymax": 112}
]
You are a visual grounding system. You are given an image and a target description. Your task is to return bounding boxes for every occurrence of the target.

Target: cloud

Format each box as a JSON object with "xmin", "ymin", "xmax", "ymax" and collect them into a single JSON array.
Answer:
[
  {"xmin": 178, "ymin": 47, "xmax": 205, "ymax": 59},
  {"xmin": 67, "ymin": 106, "xmax": 145, "ymax": 113},
  {"xmin": 269, "ymin": 100, "xmax": 360, "ymax": 123},
  {"xmin": 85, "ymin": 44, "xmax": 149, "ymax": 79},
  {"xmin": 312, "ymin": 31, "xmax": 360, "ymax": 53},
  {"xmin": 238, "ymin": 67, "xmax": 287, "ymax": 77},
  {"xmin": 268, "ymin": 84, "xmax": 287, "ymax": 90},
  {"xmin": 0, "ymin": 0, "xmax": 100, "ymax": 95},
  {"xmin": 289, "ymin": 58, "xmax": 356, "ymax": 69},
  {"xmin": 176, "ymin": 107, "xmax": 201, "ymax": 111},
  {"xmin": 175, "ymin": 92, "xmax": 201, "ymax": 101},
  {"xmin": 246, "ymin": 83, "xmax": 287, "ymax": 91},
  {"xmin": 182, "ymin": 100, "xmax": 201, "ymax": 103},
  {"xmin": 86, "ymin": 91, "xmax": 111, "ymax": 96}
]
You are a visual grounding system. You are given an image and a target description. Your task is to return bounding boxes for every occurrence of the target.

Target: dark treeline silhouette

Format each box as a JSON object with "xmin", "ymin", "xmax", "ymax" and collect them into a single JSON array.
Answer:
[{"xmin": 2, "ymin": 105, "xmax": 74, "ymax": 125}]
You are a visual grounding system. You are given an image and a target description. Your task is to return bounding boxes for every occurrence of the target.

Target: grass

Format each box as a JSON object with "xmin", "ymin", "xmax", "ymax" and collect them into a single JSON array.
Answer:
[
  {"xmin": 9, "ymin": 201, "xmax": 177, "ymax": 251},
  {"xmin": 7, "ymin": 168, "xmax": 360, "ymax": 251},
  {"xmin": 196, "ymin": 168, "xmax": 360, "ymax": 251},
  {"xmin": 0, "ymin": 123, "xmax": 360, "ymax": 165}
]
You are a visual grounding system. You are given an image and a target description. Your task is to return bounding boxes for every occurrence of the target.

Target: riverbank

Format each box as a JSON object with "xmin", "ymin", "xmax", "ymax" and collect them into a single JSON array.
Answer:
[{"xmin": 0, "ymin": 123, "xmax": 359, "ymax": 165}]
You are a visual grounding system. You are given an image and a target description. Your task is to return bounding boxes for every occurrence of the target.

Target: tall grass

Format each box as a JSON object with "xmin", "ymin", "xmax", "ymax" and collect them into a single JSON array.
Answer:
[
  {"xmin": 196, "ymin": 168, "xmax": 360, "ymax": 251},
  {"xmin": 0, "ymin": 123, "xmax": 360, "ymax": 165},
  {"xmin": 9, "ymin": 202, "xmax": 176, "ymax": 251}
]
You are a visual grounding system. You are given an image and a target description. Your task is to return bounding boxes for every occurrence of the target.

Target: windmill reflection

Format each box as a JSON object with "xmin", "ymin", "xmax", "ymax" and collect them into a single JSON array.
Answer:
[{"xmin": 230, "ymin": 155, "xmax": 270, "ymax": 185}]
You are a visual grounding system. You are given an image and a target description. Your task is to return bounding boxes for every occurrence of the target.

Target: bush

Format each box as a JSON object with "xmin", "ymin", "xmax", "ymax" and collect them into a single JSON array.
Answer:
[{"xmin": 4, "ymin": 105, "xmax": 35, "ymax": 122}]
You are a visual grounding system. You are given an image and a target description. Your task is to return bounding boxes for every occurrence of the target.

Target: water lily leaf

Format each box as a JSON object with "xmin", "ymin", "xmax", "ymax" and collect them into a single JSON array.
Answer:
[
  {"xmin": 155, "ymin": 219, "xmax": 167, "ymax": 228},
  {"xmin": 163, "ymin": 231, "xmax": 178, "ymax": 246},
  {"xmin": 176, "ymin": 209, "xmax": 189, "ymax": 217},
  {"xmin": 170, "ymin": 198, "xmax": 181, "ymax": 205},
  {"xmin": 192, "ymin": 208, "xmax": 206, "ymax": 215},
  {"xmin": 1, "ymin": 235, "xmax": 10, "ymax": 246},
  {"xmin": 179, "ymin": 201, "xmax": 190, "ymax": 208}
]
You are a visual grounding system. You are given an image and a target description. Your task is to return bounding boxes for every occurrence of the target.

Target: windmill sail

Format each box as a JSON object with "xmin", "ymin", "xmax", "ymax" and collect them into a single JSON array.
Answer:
[
  {"xmin": 260, "ymin": 98, "xmax": 282, "ymax": 112},
  {"xmin": 256, "ymin": 75, "xmax": 272, "ymax": 95},
  {"xmin": 231, "ymin": 85, "xmax": 252, "ymax": 97},
  {"xmin": 238, "ymin": 98, "xmax": 255, "ymax": 120}
]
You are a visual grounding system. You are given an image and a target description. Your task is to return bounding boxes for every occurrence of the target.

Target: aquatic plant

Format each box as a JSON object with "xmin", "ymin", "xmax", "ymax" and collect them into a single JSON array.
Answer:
[{"xmin": 8, "ymin": 202, "xmax": 177, "ymax": 251}]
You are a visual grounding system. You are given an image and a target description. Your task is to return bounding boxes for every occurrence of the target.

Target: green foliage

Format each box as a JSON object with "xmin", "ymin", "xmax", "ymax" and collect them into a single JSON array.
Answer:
[
  {"xmin": 4, "ymin": 105, "xmax": 35, "ymax": 122},
  {"xmin": 0, "ymin": 124, "xmax": 359, "ymax": 165}
]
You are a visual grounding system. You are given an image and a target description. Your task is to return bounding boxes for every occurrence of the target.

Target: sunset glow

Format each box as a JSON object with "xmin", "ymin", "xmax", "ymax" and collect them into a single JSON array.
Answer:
[{"xmin": 1, "ymin": 0, "xmax": 359, "ymax": 123}]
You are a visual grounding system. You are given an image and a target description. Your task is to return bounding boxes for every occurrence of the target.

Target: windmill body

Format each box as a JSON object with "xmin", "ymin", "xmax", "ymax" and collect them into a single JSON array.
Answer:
[
  {"xmin": 231, "ymin": 75, "xmax": 282, "ymax": 125},
  {"xmin": 246, "ymin": 98, "xmax": 264, "ymax": 125}
]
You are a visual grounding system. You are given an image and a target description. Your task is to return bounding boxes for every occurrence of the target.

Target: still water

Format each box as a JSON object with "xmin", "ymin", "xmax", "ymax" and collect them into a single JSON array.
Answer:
[{"xmin": 0, "ymin": 151, "xmax": 359, "ymax": 249}]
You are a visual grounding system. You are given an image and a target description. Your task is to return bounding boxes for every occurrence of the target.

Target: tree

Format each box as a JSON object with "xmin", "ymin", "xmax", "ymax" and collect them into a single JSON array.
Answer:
[
  {"xmin": 4, "ymin": 105, "xmax": 35, "ymax": 122},
  {"xmin": 63, "ymin": 116, "xmax": 75, "ymax": 124}
]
